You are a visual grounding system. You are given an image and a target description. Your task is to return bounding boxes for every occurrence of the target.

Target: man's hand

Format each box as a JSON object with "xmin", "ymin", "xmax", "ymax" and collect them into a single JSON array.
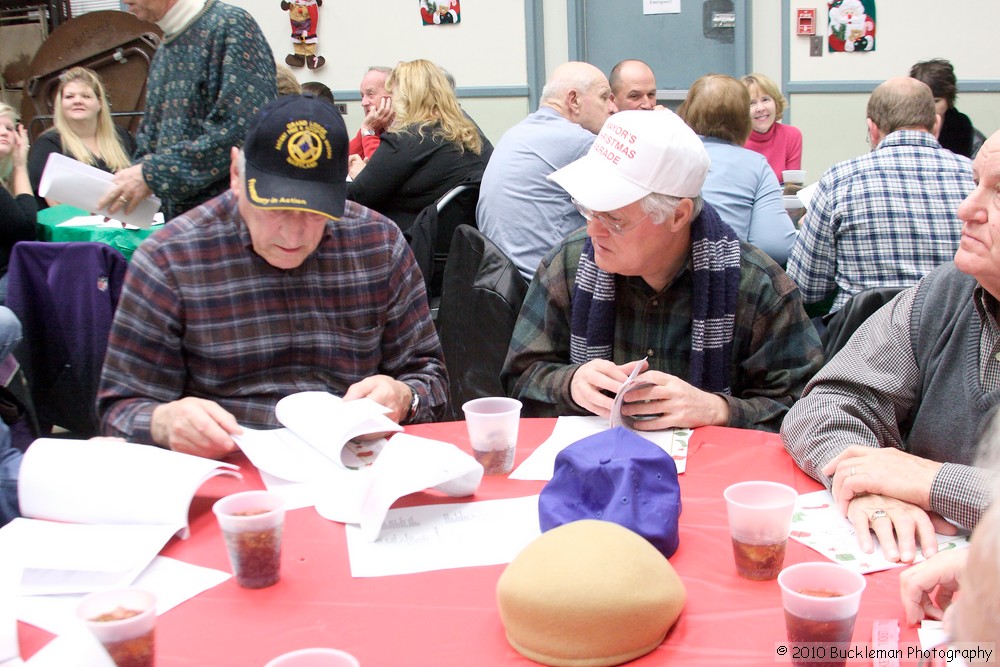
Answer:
[
  {"xmin": 843, "ymin": 493, "xmax": 956, "ymax": 564},
  {"xmin": 362, "ymin": 96, "xmax": 394, "ymax": 135},
  {"xmin": 569, "ymin": 359, "xmax": 638, "ymax": 418},
  {"xmin": 620, "ymin": 370, "xmax": 730, "ymax": 430},
  {"xmin": 899, "ymin": 548, "xmax": 967, "ymax": 625},
  {"xmin": 822, "ymin": 445, "xmax": 943, "ymax": 515},
  {"xmin": 348, "ymin": 154, "xmax": 367, "ymax": 180},
  {"xmin": 150, "ymin": 397, "xmax": 242, "ymax": 459},
  {"xmin": 97, "ymin": 164, "xmax": 154, "ymax": 217},
  {"xmin": 344, "ymin": 375, "xmax": 412, "ymax": 427}
]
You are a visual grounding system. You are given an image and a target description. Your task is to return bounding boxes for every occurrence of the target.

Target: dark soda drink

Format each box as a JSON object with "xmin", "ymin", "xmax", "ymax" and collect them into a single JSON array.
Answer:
[
  {"xmin": 101, "ymin": 629, "xmax": 155, "ymax": 667},
  {"xmin": 731, "ymin": 537, "xmax": 787, "ymax": 580},
  {"xmin": 90, "ymin": 607, "xmax": 154, "ymax": 667},
  {"xmin": 223, "ymin": 519, "xmax": 283, "ymax": 589},
  {"xmin": 473, "ymin": 443, "xmax": 515, "ymax": 475},
  {"xmin": 785, "ymin": 588, "xmax": 855, "ymax": 667}
]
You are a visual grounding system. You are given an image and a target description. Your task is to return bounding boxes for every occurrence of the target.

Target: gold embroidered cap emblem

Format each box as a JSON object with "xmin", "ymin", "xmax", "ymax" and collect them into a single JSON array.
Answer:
[{"xmin": 276, "ymin": 119, "xmax": 332, "ymax": 171}]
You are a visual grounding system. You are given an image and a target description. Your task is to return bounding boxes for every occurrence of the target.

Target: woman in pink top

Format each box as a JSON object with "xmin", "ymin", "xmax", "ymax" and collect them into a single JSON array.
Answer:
[{"xmin": 742, "ymin": 73, "xmax": 802, "ymax": 183}]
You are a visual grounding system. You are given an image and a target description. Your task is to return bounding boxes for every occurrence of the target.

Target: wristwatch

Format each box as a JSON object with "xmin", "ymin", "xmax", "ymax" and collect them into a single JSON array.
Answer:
[
  {"xmin": 360, "ymin": 127, "xmax": 376, "ymax": 137},
  {"xmin": 405, "ymin": 385, "xmax": 420, "ymax": 423}
]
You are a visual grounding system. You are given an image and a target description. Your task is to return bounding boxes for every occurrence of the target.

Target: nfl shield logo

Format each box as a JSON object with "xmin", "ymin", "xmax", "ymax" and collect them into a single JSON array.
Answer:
[{"xmin": 97, "ymin": 276, "xmax": 109, "ymax": 292}]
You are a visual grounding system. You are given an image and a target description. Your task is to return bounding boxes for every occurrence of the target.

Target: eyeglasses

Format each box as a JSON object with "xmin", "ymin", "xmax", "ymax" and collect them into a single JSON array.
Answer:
[{"xmin": 571, "ymin": 198, "xmax": 651, "ymax": 236}]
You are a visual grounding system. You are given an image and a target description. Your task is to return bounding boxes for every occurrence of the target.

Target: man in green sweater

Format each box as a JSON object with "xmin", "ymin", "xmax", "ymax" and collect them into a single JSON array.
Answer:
[{"xmin": 100, "ymin": 0, "xmax": 277, "ymax": 219}]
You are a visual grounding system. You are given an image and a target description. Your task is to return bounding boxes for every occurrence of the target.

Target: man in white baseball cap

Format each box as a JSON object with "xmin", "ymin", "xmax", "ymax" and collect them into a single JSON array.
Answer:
[{"xmin": 501, "ymin": 109, "xmax": 822, "ymax": 433}]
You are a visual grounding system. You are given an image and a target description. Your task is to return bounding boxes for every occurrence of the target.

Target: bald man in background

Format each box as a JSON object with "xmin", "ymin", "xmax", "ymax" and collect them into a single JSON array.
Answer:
[
  {"xmin": 477, "ymin": 62, "xmax": 617, "ymax": 280},
  {"xmin": 609, "ymin": 59, "xmax": 661, "ymax": 111}
]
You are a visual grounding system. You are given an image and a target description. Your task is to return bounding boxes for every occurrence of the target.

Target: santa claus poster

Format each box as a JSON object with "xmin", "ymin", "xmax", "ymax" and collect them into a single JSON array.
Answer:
[
  {"xmin": 828, "ymin": 0, "xmax": 875, "ymax": 52},
  {"xmin": 421, "ymin": 1, "xmax": 461, "ymax": 25}
]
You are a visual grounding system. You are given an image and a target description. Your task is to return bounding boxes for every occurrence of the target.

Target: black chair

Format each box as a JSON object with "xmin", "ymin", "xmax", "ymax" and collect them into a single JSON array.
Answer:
[
  {"xmin": 406, "ymin": 179, "xmax": 481, "ymax": 303},
  {"xmin": 971, "ymin": 127, "xmax": 987, "ymax": 159},
  {"xmin": 6, "ymin": 241, "xmax": 128, "ymax": 437},
  {"xmin": 437, "ymin": 224, "xmax": 529, "ymax": 420},
  {"xmin": 820, "ymin": 286, "xmax": 905, "ymax": 360}
]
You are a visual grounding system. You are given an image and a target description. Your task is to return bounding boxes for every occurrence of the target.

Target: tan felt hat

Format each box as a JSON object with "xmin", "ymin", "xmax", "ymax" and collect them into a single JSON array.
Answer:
[{"xmin": 496, "ymin": 519, "xmax": 685, "ymax": 666}]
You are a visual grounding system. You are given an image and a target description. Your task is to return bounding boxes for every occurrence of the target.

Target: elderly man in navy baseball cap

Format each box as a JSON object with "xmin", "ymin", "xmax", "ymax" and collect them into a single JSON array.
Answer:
[{"xmin": 97, "ymin": 94, "xmax": 449, "ymax": 458}]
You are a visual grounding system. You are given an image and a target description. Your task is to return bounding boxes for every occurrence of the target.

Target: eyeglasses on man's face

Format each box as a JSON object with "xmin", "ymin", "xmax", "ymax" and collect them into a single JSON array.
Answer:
[{"xmin": 572, "ymin": 198, "xmax": 651, "ymax": 236}]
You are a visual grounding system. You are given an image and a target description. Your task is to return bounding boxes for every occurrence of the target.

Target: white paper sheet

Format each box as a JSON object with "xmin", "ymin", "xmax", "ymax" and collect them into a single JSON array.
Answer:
[
  {"xmin": 22, "ymin": 625, "xmax": 113, "ymax": 667},
  {"xmin": 314, "ymin": 433, "xmax": 484, "ymax": 540},
  {"xmin": 643, "ymin": 0, "xmax": 680, "ymax": 14},
  {"xmin": 609, "ymin": 358, "xmax": 654, "ymax": 429},
  {"xmin": 258, "ymin": 470, "xmax": 321, "ymax": 511},
  {"xmin": 38, "ymin": 153, "xmax": 162, "ymax": 228},
  {"xmin": 345, "ymin": 495, "xmax": 541, "ymax": 577},
  {"xmin": 2, "ymin": 520, "xmax": 179, "ymax": 596},
  {"xmin": 16, "ymin": 556, "xmax": 231, "ymax": 638},
  {"xmin": 795, "ymin": 181, "xmax": 819, "ymax": 209},
  {"xmin": 509, "ymin": 415, "xmax": 690, "ymax": 480},
  {"xmin": 917, "ymin": 620, "xmax": 948, "ymax": 651},
  {"xmin": 18, "ymin": 439, "xmax": 239, "ymax": 539},
  {"xmin": 789, "ymin": 490, "xmax": 970, "ymax": 574},
  {"xmin": 235, "ymin": 426, "xmax": 350, "ymax": 483},
  {"xmin": 55, "ymin": 214, "xmax": 165, "ymax": 229},
  {"xmin": 274, "ymin": 393, "xmax": 400, "ymax": 468},
  {"xmin": 236, "ymin": 396, "xmax": 486, "ymax": 541}
]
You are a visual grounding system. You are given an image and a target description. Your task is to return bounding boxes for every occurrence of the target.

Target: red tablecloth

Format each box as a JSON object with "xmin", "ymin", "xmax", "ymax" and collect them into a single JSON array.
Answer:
[{"xmin": 18, "ymin": 420, "xmax": 917, "ymax": 666}]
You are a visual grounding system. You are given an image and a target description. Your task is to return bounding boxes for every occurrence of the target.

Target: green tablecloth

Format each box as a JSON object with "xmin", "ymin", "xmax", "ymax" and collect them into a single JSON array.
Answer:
[{"xmin": 36, "ymin": 205, "xmax": 157, "ymax": 261}]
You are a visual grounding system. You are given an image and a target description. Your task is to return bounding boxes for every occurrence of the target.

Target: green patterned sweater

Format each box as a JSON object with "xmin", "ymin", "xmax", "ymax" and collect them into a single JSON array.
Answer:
[{"xmin": 135, "ymin": 0, "xmax": 277, "ymax": 218}]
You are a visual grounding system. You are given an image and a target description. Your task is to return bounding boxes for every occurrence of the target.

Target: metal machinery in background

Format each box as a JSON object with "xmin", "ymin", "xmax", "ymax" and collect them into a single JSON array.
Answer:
[{"xmin": 18, "ymin": 9, "xmax": 161, "ymax": 140}]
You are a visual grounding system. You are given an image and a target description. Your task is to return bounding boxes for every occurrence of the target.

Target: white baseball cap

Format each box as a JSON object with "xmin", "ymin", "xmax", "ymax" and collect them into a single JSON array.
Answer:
[{"xmin": 548, "ymin": 109, "xmax": 710, "ymax": 212}]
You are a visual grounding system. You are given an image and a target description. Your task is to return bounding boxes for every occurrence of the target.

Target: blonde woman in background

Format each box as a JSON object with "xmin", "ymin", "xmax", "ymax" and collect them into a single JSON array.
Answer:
[
  {"xmin": 28, "ymin": 67, "xmax": 135, "ymax": 210},
  {"xmin": 346, "ymin": 59, "xmax": 485, "ymax": 231},
  {"xmin": 741, "ymin": 72, "xmax": 802, "ymax": 184},
  {"xmin": 0, "ymin": 103, "xmax": 38, "ymax": 302}
]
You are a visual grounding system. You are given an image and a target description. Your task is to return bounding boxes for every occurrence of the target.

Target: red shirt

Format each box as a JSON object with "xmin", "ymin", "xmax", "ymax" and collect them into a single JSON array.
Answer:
[
  {"xmin": 348, "ymin": 128, "xmax": 382, "ymax": 159},
  {"xmin": 744, "ymin": 122, "xmax": 802, "ymax": 182}
]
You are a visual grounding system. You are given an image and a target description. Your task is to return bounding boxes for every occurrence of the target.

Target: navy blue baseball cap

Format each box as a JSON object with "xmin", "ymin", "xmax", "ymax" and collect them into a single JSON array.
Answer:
[
  {"xmin": 242, "ymin": 93, "xmax": 348, "ymax": 220},
  {"xmin": 538, "ymin": 426, "xmax": 682, "ymax": 558}
]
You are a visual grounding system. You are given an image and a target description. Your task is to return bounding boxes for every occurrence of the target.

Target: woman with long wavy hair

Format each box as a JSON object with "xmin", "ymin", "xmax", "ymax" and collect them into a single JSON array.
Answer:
[
  {"xmin": 28, "ymin": 67, "xmax": 135, "ymax": 210},
  {"xmin": 347, "ymin": 59, "xmax": 485, "ymax": 231}
]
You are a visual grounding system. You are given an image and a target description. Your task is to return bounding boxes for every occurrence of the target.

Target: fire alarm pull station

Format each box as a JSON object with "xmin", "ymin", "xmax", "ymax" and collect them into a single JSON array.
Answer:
[{"xmin": 797, "ymin": 9, "xmax": 816, "ymax": 36}]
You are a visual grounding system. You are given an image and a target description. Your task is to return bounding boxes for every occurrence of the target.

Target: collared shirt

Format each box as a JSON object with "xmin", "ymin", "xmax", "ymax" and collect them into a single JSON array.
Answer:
[
  {"xmin": 476, "ymin": 107, "xmax": 596, "ymax": 280},
  {"xmin": 97, "ymin": 191, "xmax": 448, "ymax": 444},
  {"xmin": 501, "ymin": 228, "xmax": 824, "ymax": 432},
  {"xmin": 787, "ymin": 131, "xmax": 973, "ymax": 312},
  {"xmin": 781, "ymin": 281, "xmax": 998, "ymax": 529}
]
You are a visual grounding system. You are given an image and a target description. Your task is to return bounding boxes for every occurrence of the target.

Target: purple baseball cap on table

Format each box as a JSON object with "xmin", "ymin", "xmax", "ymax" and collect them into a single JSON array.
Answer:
[{"xmin": 538, "ymin": 426, "xmax": 682, "ymax": 558}]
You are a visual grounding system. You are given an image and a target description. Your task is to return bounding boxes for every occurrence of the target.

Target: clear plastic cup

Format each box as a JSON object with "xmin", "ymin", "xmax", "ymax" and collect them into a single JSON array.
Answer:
[
  {"xmin": 723, "ymin": 481, "xmax": 798, "ymax": 580},
  {"xmin": 212, "ymin": 490, "xmax": 285, "ymax": 589},
  {"xmin": 264, "ymin": 648, "xmax": 361, "ymax": 666},
  {"xmin": 778, "ymin": 562, "xmax": 866, "ymax": 667},
  {"xmin": 461, "ymin": 397, "xmax": 522, "ymax": 475},
  {"xmin": 76, "ymin": 587, "xmax": 156, "ymax": 667},
  {"xmin": 782, "ymin": 169, "xmax": 806, "ymax": 185}
]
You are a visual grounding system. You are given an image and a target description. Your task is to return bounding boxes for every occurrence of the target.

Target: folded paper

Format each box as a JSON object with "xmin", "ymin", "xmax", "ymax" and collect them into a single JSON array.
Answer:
[{"xmin": 38, "ymin": 153, "xmax": 162, "ymax": 229}]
